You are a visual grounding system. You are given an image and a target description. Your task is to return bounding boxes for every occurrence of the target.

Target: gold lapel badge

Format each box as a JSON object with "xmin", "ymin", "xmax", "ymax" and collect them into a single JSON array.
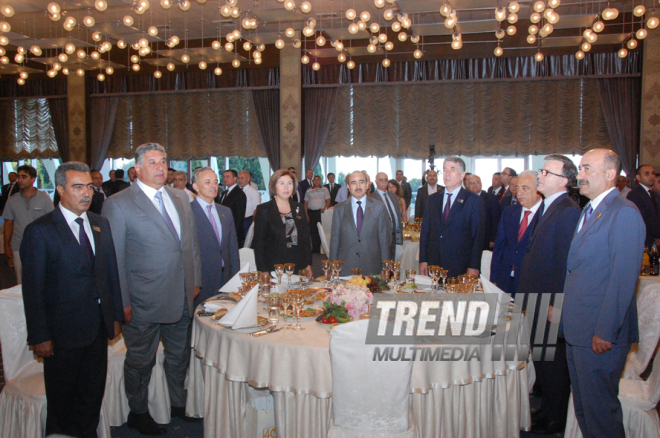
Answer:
[
  {"xmin": 596, "ymin": 212, "xmax": 602, "ymax": 219},
  {"xmin": 92, "ymin": 226, "xmax": 101, "ymax": 232},
  {"xmin": 457, "ymin": 199, "xmax": 464, "ymax": 204}
]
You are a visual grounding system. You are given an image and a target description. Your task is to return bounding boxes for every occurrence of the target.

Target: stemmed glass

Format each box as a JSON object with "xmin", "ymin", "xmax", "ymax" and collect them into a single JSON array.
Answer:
[
  {"xmin": 428, "ymin": 265, "xmax": 441, "ymax": 291},
  {"xmin": 239, "ymin": 273, "xmax": 250, "ymax": 289},
  {"xmin": 391, "ymin": 261, "xmax": 401, "ymax": 292},
  {"xmin": 331, "ymin": 261, "xmax": 343, "ymax": 286},
  {"xmin": 284, "ymin": 263, "xmax": 295, "ymax": 287},
  {"xmin": 299, "ymin": 270, "xmax": 309, "ymax": 291},
  {"xmin": 321, "ymin": 260, "xmax": 332, "ymax": 286},
  {"xmin": 291, "ymin": 290, "xmax": 305, "ymax": 331},
  {"xmin": 280, "ymin": 293, "xmax": 292, "ymax": 329},
  {"xmin": 274, "ymin": 264, "xmax": 285, "ymax": 285},
  {"xmin": 382, "ymin": 260, "xmax": 392, "ymax": 282},
  {"xmin": 259, "ymin": 272, "xmax": 271, "ymax": 298}
]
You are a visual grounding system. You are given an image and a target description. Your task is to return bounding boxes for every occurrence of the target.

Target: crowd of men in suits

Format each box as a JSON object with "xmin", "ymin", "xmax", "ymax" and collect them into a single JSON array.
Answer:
[{"xmin": 3, "ymin": 145, "xmax": 650, "ymax": 438}]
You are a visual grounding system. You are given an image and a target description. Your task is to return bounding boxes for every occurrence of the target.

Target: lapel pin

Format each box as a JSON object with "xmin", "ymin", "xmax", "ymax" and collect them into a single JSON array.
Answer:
[
  {"xmin": 368, "ymin": 207, "xmax": 373, "ymax": 211},
  {"xmin": 457, "ymin": 199, "xmax": 464, "ymax": 204},
  {"xmin": 296, "ymin": 206, "xmax": 299, "ymax": 214},
  {"xmin": 92, "ymin": 226, "xmax": 101, "ymax": 232},
  {"xmin": 596, "ymin": 212, "xmax": 602, "ymax": 219}
]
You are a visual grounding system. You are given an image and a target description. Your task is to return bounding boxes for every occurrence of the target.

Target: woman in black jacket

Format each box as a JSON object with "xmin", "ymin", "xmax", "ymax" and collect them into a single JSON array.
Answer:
[{"xmin": 252, "ymin": 169, "xmax": 313, "ymax": 277}]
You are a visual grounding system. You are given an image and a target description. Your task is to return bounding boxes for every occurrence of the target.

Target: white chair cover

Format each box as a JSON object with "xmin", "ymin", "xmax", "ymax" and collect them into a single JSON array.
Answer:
[
  {"xmin": 244, "ymin": 222, "xmax": 255, "ymax": 248},
  {"xmin": 623, "ymin": 283, "xmax": 660, "ymax": 380},
  {"xmin": 328, "ymin": 320, "xmax": 419, "ymax": 438},
  {"xmin": 321, "ymin": 209, "xmax": 333, "ymax": 243},
  {"xmin": 318, "ymin": 222, "xmax": 330, "ymax": 256},
  {"xmin": 0, "ymin": 287, "xmax": 111, "ymax": 438},
  {"xmin": 239, "ymin": 247, "xmax": 257, "ymax": 271},
  {"xmin": 480, "ymin": 250, "xmax": 492, "ymax": 281}
]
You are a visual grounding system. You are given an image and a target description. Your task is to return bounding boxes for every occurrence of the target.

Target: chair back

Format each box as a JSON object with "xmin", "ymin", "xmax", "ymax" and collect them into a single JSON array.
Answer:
[
  {"xmin": 480, "ymin": 250, "xmax": 492, "ymax": 281},
  {"xmin": 647, "ymin": 344, "xmax": 660, "ymax": 406},
  {"xmin": 623, "ymin": 283, "xmax": 660, "ymax": 379},
  {"xmin": 0, "ymin": 286, "xmax": 42, "ymax": 381},
  {"xmin": 329, "ymin": 320, "xmax": 412, "ymax": 433},
  {"xmin": 321, "ymin": 209, "xmax": 333, "ymax": 242},
  {"xmin": 317, "ymin": 222, "xmax": 330, "ymax": 256},
  {"xmin": 244, "ymin": 222, "xmax": 255, "ymax": 248},
  {"xmin": 239, "ymin": 247, "xmax": 257, "ymax": 271}
]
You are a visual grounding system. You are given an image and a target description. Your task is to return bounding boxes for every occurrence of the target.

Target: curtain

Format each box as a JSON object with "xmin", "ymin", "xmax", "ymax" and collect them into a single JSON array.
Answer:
[
  {"xmin": 47, "ymin": 98, "xmax": 69, "ymax": 162},
  {"xmin": 0, "ymin": 77, "xmax": 67, "ymax": 98},
  {"xmin": 107, "ymin": 90, "xmax": 265, "ymax": 160},
  {"xmin": 0, "ymin": 98, "xmax": 59, "ymax": 159},
  {"xmin": 324, "ymin": 79, "xmax": 611, "ymax": 158},
  {"xmin": 252, "ymin": 89, "xmax": 280, "ymax": 170},
  {"xmin": 303, "ymin": 88, "xmax": 338, "ymax": 172},
  {"xmin": 89, "ymin": 96, "xmax": 120, "ymax": 170},
  {"xmin": 597, "ymin": 77, "xmax": 642, "ymax": 176}
]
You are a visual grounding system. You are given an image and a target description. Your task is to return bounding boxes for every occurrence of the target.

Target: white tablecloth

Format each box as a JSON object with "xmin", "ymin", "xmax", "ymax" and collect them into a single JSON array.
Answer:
[
  {"xmin": 186, "ymin": 296, "xmax": 531, "ymax": 438},
  {"xmin": 637, "ymin": 275, "xmax": 660, "ymax": 294},
  {"xmin": 397, "ymin": 240, "xmax": 420, "ymax": 277}
]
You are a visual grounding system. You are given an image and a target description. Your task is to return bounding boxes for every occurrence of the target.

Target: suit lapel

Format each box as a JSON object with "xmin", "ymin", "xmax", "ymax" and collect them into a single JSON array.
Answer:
[
  {"xmin": 535, "ymin": 193, "xmax": 567, "ymax": 232},
  {"xmin": 345, "ymin": 198, "xmax": 359, "ymax": 236},
  {"xmin": 445, "ymin": 188, "xmax": 467, "ymax": 226},
  {"xmin": 52, "ymin": 208, "xmax": 89, "ymax": 271},
  {"xmin": 575, "ymin": 189, "xmax": 618, "ymax": 239},
  {"xmin": 164, "ymin": 186, "xmax": 185, "ymax": 243}
]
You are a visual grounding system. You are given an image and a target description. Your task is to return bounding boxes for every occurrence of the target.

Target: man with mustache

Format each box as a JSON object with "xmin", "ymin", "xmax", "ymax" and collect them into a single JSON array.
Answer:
[
  {"xmin": 21, "ymin": 162, "xmax": 124, "ymax": 437},
  {"xmin": 562, "ymin": 149, "xmax": 645, "ymax": 438}
]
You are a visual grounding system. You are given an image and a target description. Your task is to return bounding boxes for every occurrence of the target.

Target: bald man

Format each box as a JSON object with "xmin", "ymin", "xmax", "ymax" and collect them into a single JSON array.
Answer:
[{"xmin": 369, "ymin": 172, "xmax": 403, "ymax": 259}]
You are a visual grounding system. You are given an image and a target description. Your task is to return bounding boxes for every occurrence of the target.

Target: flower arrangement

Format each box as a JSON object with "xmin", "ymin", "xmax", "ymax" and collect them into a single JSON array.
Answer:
[{"xmin": 326, "ymin": 282, "xmax": 373, "ymax": 320}]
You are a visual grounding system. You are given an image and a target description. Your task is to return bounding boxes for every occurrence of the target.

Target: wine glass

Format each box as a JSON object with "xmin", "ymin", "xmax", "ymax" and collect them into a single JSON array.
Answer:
[
  {"xmin": 405, "ymin": 270, "xmax": 416, "ymax": 286},
  {"xmin": 274, "ymin": 264, "xmax": 285, "ymax": 284},
  {"xmin": 391, "ymin": 261, "xmax": 401, "ymax": 291},
  {"xmin": 440, "ymin": 269, "xmax": 448, "ymax": 291},
  {"xmin": 299, "ymin": 270, "xmax": 309, "ymax": 291},
  {"xmin": 291, "ymin": 290, "xmax": 305, "ymax": 331},
  {"xmin": 382, "ymin": 260, "xmax": 392, "ymax": 282},
  {"xmin": 321, "ymin": 260, "xmax": 332, "ymax": 286},
  {"xmin": 428, "ymin": 265, "xmax": 441, "ymax": 291},
  {"xmin": 280, "ymin": 293, "xmax": 292, "ymax": 329},
  {"xmin": 331, "ymin": 261, "xmax": 343, "ymax": 286},
  {"xmin": 284, "ymin": 263, "xmax": 295, "ymax": 287},
  {"xmin": 239, "ymin": 273, "xmax": 250, "ymax": 289}
]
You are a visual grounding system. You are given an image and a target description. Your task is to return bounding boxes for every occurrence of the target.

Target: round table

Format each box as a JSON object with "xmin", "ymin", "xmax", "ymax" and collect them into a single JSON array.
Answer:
[
  {"xmin": 186, "ymin": 293, "xmax": 531, "ymax": 438},
  {"xmin": 397, "ymin": 240, "xmax": 420, "ymax": 277}
]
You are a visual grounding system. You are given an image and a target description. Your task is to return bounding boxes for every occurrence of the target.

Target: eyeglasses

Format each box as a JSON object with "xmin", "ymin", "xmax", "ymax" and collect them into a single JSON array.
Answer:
[{"xmin": 538, "ymin": 169, "xmax": 564, "ymax": 178}]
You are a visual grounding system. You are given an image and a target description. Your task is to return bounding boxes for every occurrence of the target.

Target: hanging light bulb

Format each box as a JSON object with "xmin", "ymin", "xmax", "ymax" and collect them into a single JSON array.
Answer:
[
  {"xmin": 542, "ymin": 23, "xmax": 553, "ymax": 34},
  {"xmin": 95, "ymin": 0, "xmax": 107, "ymax": 11},
  {"xmin": 618, "ymin": 47, "xmax": 628, "ymax": 58},
  {"xmin": 284, "ymin": 0, "xmax": 295, "ymax": 11},
  {"xmin": 627, "ymin": 38, "xmax": 638, "ymax": 49},
  {"xmin": 139, "ymin": 46, "xmax": 150, "ymax": 56},
  {"xmin": 378, "ymin": 33, "xmax": 388, "ymax": 43},
  {"xmin": 413, "ymin": 48, "xmax": 423, "ymax": 58},
  {"xmin": 293, "ymin": 39, "xmax": 302, "ymax": 48},
  {"xmin": 496, "ymin": 29, "xmax": 506, "ymax": 39},
  {"xmin": 530, "ymin": 12, "xmax": 541, "ymax": 23},
  {"xmin": 548, "ymin": 0, "xmax": 560, "ymax": 7},
  {"xmin": 117, "ymin": 40, "xmax": 127, "ymax": 49},
  {"xmin": 547, "ymin": 13, "xmax": 559, "ymax": 24},
  {"xmin": 232, "ymin": 58, "xmax": 241, "ymax": 68},
  {"xmin": 370, "ymin": 23, "xmax": 381, "ymax": 33},
  {"xmin": 506, "ymin": 25, "xmax": 517, "ymax": 35},
  {"xmin": 636, "ymin": 28, "xmax": 648, "ymax": 39},
  {"xmin": 214, "ymin": 66, "xmax": 222, "ymax": 75},
  {"xmin": 338, "ymin": 52, "xmax": 346, "ymax": 62},
  {"xmin": 345, "ymin": 8, "xmax": 357, "ymax": 20},
  {"xmin": 445, "ymin": 16, "xmax": 456, "ymax": 28},
  {"xmin": 301, "ymin": 1, "xmax": 312, "ymax": 13},
  {"xmin": 105, "ymin": 66, "xmax": 114, "ymax": 75},
  {"xmin": 0, "ymin": 21, "xmax": 10, "ymax": 33},
  {"xmin": 146, "ymin": 26, "xmax": 158, "ymax": 37},
  {"xmin": 58, "ymin": 53, "xmax": 68, "ymax": 62},
  {"xmin": 315, "ymin": 35, "xmax": 326, "ymax": 46},
  {"xmin": 384, "ymin": 41, "xmax": 394, "ymax": 50},
  {"xmin": 83, "ymin": 15, "xmax": 95, "ymax": 27},
  {"xmin": 366, "ymin": 43, "xmax": 377, "ymax": 53},
  {"xmin": 581, "ymin": 41, "xmax": 592, "ymax": 52},
  {"xmin": 440, "ymin": 3, "xmax": 452, "ymax": 17},
  {"xmin": 527, "ymin": 34, "xmax": 537, "ymax": 44},
  {"xmin": 534, "ymin": 51, "xmax": 544, "ymax": 62},
  {"xmin": 302, "ymin": 26, "xmax": 314, "ymax": 37},
  {"xmin": 374, "ymin": 0, "xmax": 385, "ymax": 8},
  {"xmin": 347, "ymin": 23, "xmax": 358, "ymax": 34},
  {"xmin": 76, "ymin": 68, "xmax": 85, "ymax": 76},
  {"xmin": 648, "ymin": 17, "xmax": 659, "ymax": 29},
  {"xmin": 97, "ymin": 73, "xmax": 105, "ymax": 81},
  {"xmin": 14, "ymin": 53, "xmax": 24, "ymax": 63},
  {"xmin": 161, "ymin": 0, "xmax": 172, "ymax": 9},
  {"xmin": 335, "ymin": 41, "xmax": 344, "ymax": 51},
  {"xmin": 360, "ymin": 11, "xmax": 371, "ymax": 22},
  {"xmin": 357, "ymin": 20, "xmax": 367, "ymax": 31},
  {"xmin": 533, "ymin": 1, "xmax": 545, "ymax": 12},
  {"xmin": 507, "ymin": 14, "xmax": 518, "ymax": 24},
  {"xmin": 312, "ymin": 62, "xmax": 320, "ymax": 71},
  {"xmin": 301, "ymin": 54, "xmax": 310, "ymax": 64},
  {"xmin": 347, "ymin": 60, "xmax": 355, "ymax": 69},
  {"xmin": 19, "ymin": 71, "xmax": 28, "ymax": 79},
  {"xmin": 77, "ymin": 49, "xmax": 86, "ymax": 59},
  {"xmin": 166, "ymin": 62, "xmax": 175, "ymax": 71},
  {"xmin": 63, "ymin": 16, "xmax": 77, "ymax": 31},
  {"xmin": 543, "ymin": 8, "xmax": 554, "ymax": 19},
  {"xmin": 0, "ymin": 47, "xmax": 4, "ymax": 56},
  {"xmin": 398, "ymin": 32, "xmax": 407, "ymax": 42},
  {"xmin": 243, "ymin": 41, "xmax": 252, "ymax": 51},
  {"xmin": 62, "ymin": 67, "xmax": 70, "ymax": 75},
  {"xmin": 198, "ymin": 60, "xmax": 207, "ymax": 70},
  {"xmin": 130, "ymin": 54, "xmax": 139, "ymax": 63},
  {"xmin": 0, "ymin": 55, "xmax": 7, "ymax": 64},
  {"xmin": 132, "ymin": 63, "xmax": 140, "ymax": 71},
  {"xmin": 275, "ymin": 38, "xmax": 285, "ymax": 49},
  {"xmin": 0, "ymin": 35, "xmax": 8, "ymax": 45},
  {"xmin": 17, "ymin": 77, "xmax": 26, "ymax": 85},
  {"xmin": 392, "ymin": 21, "xmax": 402, "ymax": 32},
  {"xmin": 181, "ymin": 53, "xmax": 190, "ymax": 63},
  {"xmin": 122, "ymin": 15, "xmax": 134, "ymax": 26},
  {"xmin": 285, "ymin": 28, "xmax": 295, "ymax": 38},
  {"xmin": 508, "ymin": 1, "xmax": 520, "ymax": 13},
  {"xmin": 451, "ymin": 39, "xmax": 463, "ymax": 49},
  {"xmin": 494, "ymin": 46, "xmax": 504, "ymax": 56},
  {"xmin": 382, "ymin": 58, "xmax": 390, "ymax": 67},
  {"xmin": 592, "ymin": 20, "xmax": 604, "ymax": 33},
  {"xmin": 178, "ymin": 0, "xmax": 191, "ymax": 11},
  {"xmin": 92, "ymin": 32, "xmax": 102, "ymax": 42},
  {"xmin": 633, "ymin": 5, "xmax": 646, "ymax": 17},
  {"xmin": 30, "ymin": 45, "xmax": 43, "ymax": 56},
  {"xmin": 575, "ymin": 49, "xmax": 585, "ymax": 60},
  {"xmin": 495, "ymin": 7, "xmax": 507, "ymax": 21},
  {"xmin": 384, "ymin": 9, "xmax": 394, "ymax": 20}
]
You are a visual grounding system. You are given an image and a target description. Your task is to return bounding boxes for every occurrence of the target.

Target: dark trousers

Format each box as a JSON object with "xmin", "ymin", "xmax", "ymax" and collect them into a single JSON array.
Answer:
[
  {"xmin": 566, "ymin": 342, "xmax": 630, "ymax": 438},
  {"xmin": 308, "ymin": 209, "xmax": 322, "ymax": 253},
  {"xmin": 243, "ymin": 216, "xmax": 253, "ymax": 244},
  {"xmin": 533, "ymin": 338, "xmax": 571, "ymax": 425},
  {"xmin": 44, "ymin": 316, "xmax": 108, "ymax": 438},
  {"xmin": 122, "ymin": 296, "xmax": 191, "ymax": 413}
]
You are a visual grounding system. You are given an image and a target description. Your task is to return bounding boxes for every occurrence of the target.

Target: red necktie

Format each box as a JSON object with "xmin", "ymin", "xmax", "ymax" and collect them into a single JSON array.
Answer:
[{"xmin": 518, "ymin": 210, "xmax": 531, "ymax": 241}]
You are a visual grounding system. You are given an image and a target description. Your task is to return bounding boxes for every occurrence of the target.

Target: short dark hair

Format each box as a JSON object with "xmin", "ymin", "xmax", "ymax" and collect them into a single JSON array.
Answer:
[
  {"xmin": 287, "ymin": 167, "xmax": 296, "ymax": 171},
  {"xmin": 224, "ymin": 169, "xmax": 238, "ymax": 178},
  {"xmin": 494, "ymin": 172, "xmax": 501, "ymax": 176},
  {"xmin": 636, "ymin": 165, "xmax": 654, "ymax": 175},
  {"xmin": 327, "ymin": 172, "xmax": 335, "ymax": 178},
  {"xmin": 128, "ymin": 166, "xmax": 135, "ymax": 172},
  {"xmin": 8, "ymin": 172, "xmax": 17, "ymax": 177},
  {"xmin": 17, "ymin": 165, "xmax": 37, "ymax": 179},
  {"xmin": 168, "ymin": 167, "xmax": 175, "ymax": 173},
  {"xmin": 115, "ymin": 169, "xmax": 125, "ymax": 179},
  {"xmin": 55, "ymin": 162, "xmax": 90, "ymax": 188},
  {"xmin": 544, "ymin": 154, "xmax": 578, "ymax": 189},
  {"xmin": 504, "ymin": 167, "xmax": 517, "ymax": 177}
]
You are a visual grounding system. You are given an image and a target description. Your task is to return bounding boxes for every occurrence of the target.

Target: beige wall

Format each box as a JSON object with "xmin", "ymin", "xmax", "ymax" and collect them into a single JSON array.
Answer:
[
  {"xmin": 279, "ymin": 39, "xmax": 301, "ymax": 173},
  {"xmin": 640, "ymin": 30, "xmax": 660, "ymax": 169},
  {"xmin": 67, "ymin": 73, "xmax": 86, "ymax": 163}
]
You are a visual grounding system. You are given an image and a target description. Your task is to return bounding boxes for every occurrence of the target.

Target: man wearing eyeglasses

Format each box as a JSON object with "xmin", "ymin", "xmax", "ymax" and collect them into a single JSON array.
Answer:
[
  {"xmin": 517, "ymin": 154, "xmax": 581, "ymax": 435},
  {"xmin": 499, "ymin": 167, "xmax": 517, "ymax": 210}
]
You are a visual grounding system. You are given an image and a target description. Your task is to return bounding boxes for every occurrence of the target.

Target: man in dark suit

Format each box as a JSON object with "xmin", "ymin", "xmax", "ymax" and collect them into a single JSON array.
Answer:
[
  {"xmin": 499, "ymin": 167, "xmax": 517, "ymax": 210},
  {"xmin": 287, "ymin": 167, "xmax": 302, "ymax": 203},
  {"xmin": 21, "ymin": 162, "xmax": 124, "ymax": 437},
  {"xmin": 191, "ymin": 168, "xmax": 240, "ymax": 307},
  {"xmin": 490, "ymin": 171, "xmax": 541, "ymax": 296},
  {"xmin": 467, "ymin": 174, "xmax": 501, "ymax": 250},
  {"xmin": 487, "ymin": 172, "xmax": 502, "ymax": 196},
  {"xmin": 324, "ymin": 173, "xmax": 341, "ymax": 207},
  {"xmin": 109, "ymin": 169, "xmax": 130, "ymax": 195},
  {"xmin": 0, "ymin": 171, "xmax": 19, "ymax": 213},
  {"xmin": 297, "ymin": 168, "xmax": 314, "ymax": 201},
  {"xmin": 419, "ymin": 158, "xmax": 485, "ymax": 278},
  {"xmin": 626, "ymin": 164, "xmax": 660, "ymax": 249},
  {"xmin": 414, "ymin": 169, "xmax": 443, "ymax": 220},
  {"xmin": 563, "ymin": 149, "xmax": 645, "ymax": 438},
  {"xmin": 103, "ymin": 143, "xmax": 202, "ymax": 434},
  {"xmin": 396, "ymin": 170, "xmax": 412, "ymax": 209},
  {"xmin": 102, "ymin": 169, "xmax": 115, "ymax": 193},
  {"xmin": 89, "ymin": 170, "xmax": 111, "ymax": 215},
  {"xmin": 369, "ymin": 172, "xmax": 403, "ymax": 260},
  {"xmin": 517, "ymin": 154, "xmax": 581, "ymax": 434},
  {"xmin": 220, "ymin": 169, "xmax": 247, "ymax": 247}
]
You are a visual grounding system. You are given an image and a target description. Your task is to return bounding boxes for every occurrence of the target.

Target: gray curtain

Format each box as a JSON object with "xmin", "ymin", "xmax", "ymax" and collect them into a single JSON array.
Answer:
[
  {"xmin": 597, "ymin": 77, "xmax": 642, "ymax": 176},
  {"xmin": 47, "ymin": 98, "xmax": 69, "ymax": 162},
  {"xmin": 304, "ymin": 88, "xmax": 338, "ymax": 172},
  {"xmin": 0, "ymin": 98, "xmax": 58, "ymax": 159},
  {"xmin": 252, "ymin": 89, "xmax": 280, "ymax": 170},
  {"xmin": 90, "ymin": 96, "xmax": 120, "ymax": 170}
]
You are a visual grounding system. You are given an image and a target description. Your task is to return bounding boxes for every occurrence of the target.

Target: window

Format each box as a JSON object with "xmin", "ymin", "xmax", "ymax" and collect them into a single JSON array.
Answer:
[
  {"xmin": 472, "ymin": 156, "xmax": 528, "ymax": 188},
  {"xmin": 1, "ymin": 158, "xmax": 61, "ymax": 198}
]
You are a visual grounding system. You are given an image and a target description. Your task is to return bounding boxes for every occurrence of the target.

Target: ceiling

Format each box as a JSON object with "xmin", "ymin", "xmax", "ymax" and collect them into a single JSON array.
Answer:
[{"xmin": 0, "ymin": 0, "xmax": 654, "ymax": 78}]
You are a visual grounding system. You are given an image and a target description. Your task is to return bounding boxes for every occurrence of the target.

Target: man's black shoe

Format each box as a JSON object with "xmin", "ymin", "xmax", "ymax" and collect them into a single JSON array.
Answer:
[
  {"xmin": 127, "ymin": 411, "xmax": 167, "ymax": 435},
  {"xmin": 531, "ymin": 419, "xmax": 565, "ymax": 435},
  {"xmin": 171, "ymin": 406, "xmax": 203, "ymax": 423}
]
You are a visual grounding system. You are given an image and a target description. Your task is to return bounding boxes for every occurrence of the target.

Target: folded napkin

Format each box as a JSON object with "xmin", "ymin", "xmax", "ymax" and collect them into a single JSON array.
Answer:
[
  {"xmin": 203, "ymin": 301, "xmax": 226, "ymax": 313},
  {"xmin": 219, "ymin": 263, "xmax": 250, "ymax": 293},
  {"xmin": 480, "ymin": 275, "xmax": 512, "ymax": 316},
  {"xmin": 217, "ymin": 284, "xmax": 259, "ymax": 329},
  {"xmin": 414, "ymin": 275, "xmax": 433, "ymax": 286}
]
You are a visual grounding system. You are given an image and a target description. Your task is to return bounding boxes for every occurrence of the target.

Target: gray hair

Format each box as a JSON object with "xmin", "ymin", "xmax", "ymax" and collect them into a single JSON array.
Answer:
[
  {"xmin": 348, "ymin": 170, "xmax": 368, "ymax": 183},
  {"xmin": 55, "ymin": 162, "xmax": 90, "ymax": 188},
  {"xmin": 444, "ymin": 156, "xmax": 466, "ymax": 173},
  {"xmin": 545, "ymin": 154, "xmax": 578, "ymax": 189},
  {"xmin": 173, "ymin": 170, "xmax": 188, "ymax": 182},
  {"xmin": 517, "ymin": 170, "xmax": 538, "ymax": 188},
  {"xmin": 603, "ymin": 150, "xmax": 623, "ymax": 176},
  {"xmin": 135, "ymin": 143, "xmax": 167, "ymax": 166},
  {"xmin": 192, "ymin": 167, "xmax": 216, "ymax": 184}
]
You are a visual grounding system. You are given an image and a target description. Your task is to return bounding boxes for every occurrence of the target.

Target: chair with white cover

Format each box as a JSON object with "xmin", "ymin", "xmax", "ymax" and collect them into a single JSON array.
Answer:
[
  {"xmin": 480, "ymin": 250, "xmax": 492, "ymax": 282},
  {"xmin": 243, "ymin": 222, "xmax": 255, "ymax": 248},
  {"xmin": 623, "ymin": 283, "xmax": 660, "ymax": 380},
  {"xmin": 328, "ymin": 320, "xmax": 419, "ymax": 438},
  {"xmin": 318, "ymin": 222, "xmax": 330, "ymax": 256},
  {"xmin": 0, "ymin": 286, "xmax": 111, "ymax": 438},
  {"xmin": 321, "ymin": 209, "xmax": 333, "ymax": 242},
  {"xmin": 239, "ymin": 247, "xmax": 257, "ymax": 271}
]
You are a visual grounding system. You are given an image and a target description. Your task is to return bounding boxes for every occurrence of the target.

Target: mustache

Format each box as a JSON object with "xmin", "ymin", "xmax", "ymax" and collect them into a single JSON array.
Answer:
[
  {"xmin": 578, "ymin": 179, "xmax": 589, "ymax": 185},
  {"xmin": 79, "ymin": 197, "xmax": 91, "ymax": 203}
]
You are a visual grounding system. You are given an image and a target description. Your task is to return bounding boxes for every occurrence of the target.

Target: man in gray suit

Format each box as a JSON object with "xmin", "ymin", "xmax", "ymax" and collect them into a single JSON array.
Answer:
[
  {"xmin": 191, "ymin": 167, "xmax": 240, "ymax": 307},
  {"xmin": 562, "ymin": 149, "xmax": 645, "ymax": 438},
  {"xmin": 369, "ymin": 172, "xmax": 402, "ymax": 260},
  {"xmin": 330, "ymin": 171, "xmax": 391, "ymax": 276},
  {"xmin": 102, "ymin": 143, "xmax": 202, "ymax": 435},
  {"xmin": 395, "ymin": 170, "xmax": 412, "ymax": 209}
]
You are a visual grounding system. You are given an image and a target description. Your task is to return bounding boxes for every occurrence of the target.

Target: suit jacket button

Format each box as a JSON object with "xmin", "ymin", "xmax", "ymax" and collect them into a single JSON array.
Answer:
[{"xmin": 567, "ymin": 270, "xmax": 571, "ymax": 274}]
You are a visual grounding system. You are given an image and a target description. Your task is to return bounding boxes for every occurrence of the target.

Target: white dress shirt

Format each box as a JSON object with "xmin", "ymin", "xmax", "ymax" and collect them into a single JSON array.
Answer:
[
  {"xmin": 443, "ymin": 186, "xmax": 461, "ymax": 211},
  {"xmin": 136, "ymin": 179, "xmax": 181, "ymax": 239},
  {"xmin": 196, "ymin": 197, "xmax": 222, "ymax": 242},
  {"xmin": 577, "ymin": 187, "xmax": 617, "ymax": 232},
  {"xmin": 428, "ymin": 184, "xmax": 438, "ymax": 196},
  {"xmin": 242, "ymin": 184, "xmax": 261, "ymax": 218},
  {"xmin": 183, "ymin": 188, "xmax": 195, "ymax": 202},
  {"xmin": 59, "ymin": 204, "xmax": 95, "ymax": 254},
  {"xmin": 541, "ymin": 190, "xmax": 566, "ymax": 215},
  {"xmin": 520, "ymin": 199, "xmax": 543, "ymax": 225},
  {"xmin": 335, "ymin": 185, "xmax": 349, "ymax": 203}
]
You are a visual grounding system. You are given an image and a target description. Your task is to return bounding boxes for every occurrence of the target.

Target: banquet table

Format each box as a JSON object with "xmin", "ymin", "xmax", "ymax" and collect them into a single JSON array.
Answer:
[
  {"xmin": 397, "ymin": 240, "xmax": 420, "ymax": 276},
  {"xmin": 186, "ymin": 289, "xmax": 532, "ymax": 438},
  {"xmin": 637, "ymin": 275, "xmax": 660, "ymax": 294}
]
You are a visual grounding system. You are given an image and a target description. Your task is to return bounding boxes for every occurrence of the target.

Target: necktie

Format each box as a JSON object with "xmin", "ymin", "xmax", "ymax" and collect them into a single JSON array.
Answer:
[
  {"xmin": 206, "ymin": 204, "xmax": 222, "ymax": 246},
  {"xmin": 443, "ymin": 193, "xmax": 452, "ymax": 223},
  {"xmin": 382, "ymin": 193, "xmax": 397, "ymax": 230},
  {"xmin": 581, "ymin": 205, "xmax": 593, "ymax": 228},
  {"xmin": 538, "ymin": 200, "xmax": 545, "ymax": 217},
  {"xmin": 221, "ymin": 190, "xmax": 227, "ymax": 204},
  {"xmin": 651, "ymin": 190, "xmax": 658, "ymax": 210},
  {"xmin": 75, "ymin": 217, "xmax": 95, "ymax": 267},
  {"xmin": 154, "ymin": 191, "xmax": 181, "ymax": 245},
  {"xmin": 499, "ymin": 189, "xmax": 506, "ymax": 201},
  {"xmin": 518, "ymin": 210, "xmax": 532, "ymax": 241},
  {"xmin": 356, "ymin": 200, "xmax": 364, "ymax": 235}
]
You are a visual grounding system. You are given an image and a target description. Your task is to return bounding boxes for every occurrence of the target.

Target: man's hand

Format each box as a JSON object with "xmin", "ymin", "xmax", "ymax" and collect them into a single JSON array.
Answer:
[
  {"xmin": 467, "ymin": 268, "xmax": 480, "ymax": 275},
  {"xmin": 305, "ymin": 265, "xmax": 313, "ymax": 279},
  {"xmin": 548, "ymin": 305, "xmax": 553, "ymax": 323},
  {"xmin": 4, "ymin": 245, "xmax": 12, "ymax": 258},
  {"xmin": 489, "ymin": 242, "xmax": 495, "ymax": 249},
  {"xmin": 592, "ymin": 335, "xmax": 612, "ymax": 354},
  {"xmin": 419, "ymin": 262, "xmax": 428, "ymax": 276},
  {"xmin": 34, "ymin": 340, "xmax": 53, "ymax": 358},
  {"xmin": 113, "ymin": 322, "xmax": 122, "ymax": 339},
  {"xmin": 194, "ymin": 286, "xmax": 201, "ymax": 299},
  {"xmin": 123, "ymin": 306, "xmax": 132, "ymax": 324}
]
